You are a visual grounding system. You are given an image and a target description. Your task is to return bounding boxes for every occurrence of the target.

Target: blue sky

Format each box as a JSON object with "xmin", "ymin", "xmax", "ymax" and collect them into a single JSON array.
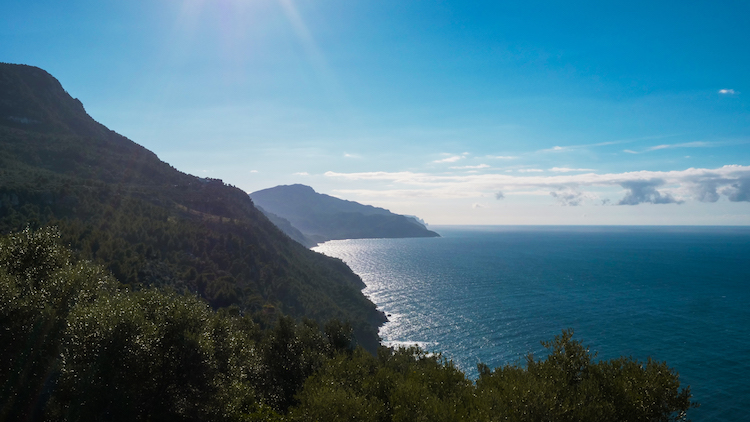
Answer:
[{"xmin": 3, "ymin": 0, "xmax": 749, "ymax": 224}]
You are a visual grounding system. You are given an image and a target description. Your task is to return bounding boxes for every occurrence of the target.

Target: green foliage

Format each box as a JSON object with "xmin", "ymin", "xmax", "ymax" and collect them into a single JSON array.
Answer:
[
  {"xmin": 54, "ymin": 290, "xmax": 250, "ymax": 420},
  {"xmin": 292, "ymin": 346, "xmax": 478, "ymax": 422},
  {"xmin": 0, "ymin": 226, "xmax": 116, "ymax": 421},
  {"xmin": 1, "ymin": 227, "xmax": 697, "ymax": 422},
  {"xmin": 324, "ymin": 319, "xmax": 355, "ymax": 354},
  {"xmin": 474, "ymin": 330, "xmax": 696, "ymax": 421},
  {"xmin": 0, "ymin": 228, "xmax": 354, "ymax": 420},
  {"xmin": 292, "ymin": 331, "xmax": 696, "ymax": 422}
]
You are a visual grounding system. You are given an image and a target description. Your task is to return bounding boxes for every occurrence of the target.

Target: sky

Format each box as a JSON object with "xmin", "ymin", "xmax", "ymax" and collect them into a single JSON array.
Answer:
[{"xmin": 2, "ymin": 0, "xmax": 749, "ymax": 225}]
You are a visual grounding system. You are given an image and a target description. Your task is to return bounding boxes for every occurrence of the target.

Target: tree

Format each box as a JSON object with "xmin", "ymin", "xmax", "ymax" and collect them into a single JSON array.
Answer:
[
  {"xmin": 0, "ymin": 227, "xmax": 275, "ymax": 421},
  {"xmin": 0, "ymin": 227, "xmax": 116, "ymax": 420},
  {"xmin": 475, "ymin": 330, "xmax": 696, "ymax": 422}
]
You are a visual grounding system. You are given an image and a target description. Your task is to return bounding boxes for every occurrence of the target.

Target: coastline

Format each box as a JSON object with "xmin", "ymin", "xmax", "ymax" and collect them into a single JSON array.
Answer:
[{"xmin": 312, "ymin": 228, "xmax": 750, "ymax": 419}]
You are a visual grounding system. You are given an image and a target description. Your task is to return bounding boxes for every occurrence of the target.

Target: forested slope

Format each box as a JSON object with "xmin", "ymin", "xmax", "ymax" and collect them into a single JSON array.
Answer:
[
  {"xmin": 0, "ymin": 63, "xmax": 385, "ymax": 351},
  {"xmin": 1, "ymin": 228, "xmax": 696, "ymax": 421}
]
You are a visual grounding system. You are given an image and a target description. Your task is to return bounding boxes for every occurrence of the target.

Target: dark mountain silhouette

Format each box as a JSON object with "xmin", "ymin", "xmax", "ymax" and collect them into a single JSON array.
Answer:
[
  {"xmin": 250, "ymin": 184, "xmax": 440, "ymax": 245},
  {"xmin": 0, "ymin": 63, "xmax": 384, "ymax": 351}
]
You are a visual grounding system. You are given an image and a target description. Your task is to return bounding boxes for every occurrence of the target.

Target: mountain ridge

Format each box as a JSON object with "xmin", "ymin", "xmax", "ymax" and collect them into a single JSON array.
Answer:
[
  {"xmin": 0, "ymin": 63, "xmax": 384, "ymax": 351},
  {"xmin": 250, "ymin": 184, "xmax": 440, "ymax": 246}
]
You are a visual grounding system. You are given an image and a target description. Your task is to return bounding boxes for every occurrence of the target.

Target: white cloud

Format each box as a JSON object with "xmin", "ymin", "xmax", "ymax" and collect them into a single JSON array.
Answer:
[
  {"xmin": 324, "ymin": 171, "xmax": 424, "ymax": 183},
  {"xmin": 618, "ymin": 180, "xmax": 682, "ymax": 205},
  {"xmin": 517, "ymin": 169, "xmax": 544, "ymax": 173},
  {"xmin": 539, "ymin": 136, "xmax": 680, "ymax": 154},
  {"xmin": 624, "ymin": 141, "xmax": 718, "ymax": 154},
  {"xmin": 719, "ymin": 89, "xmax": 737, "ymax": 95},
  {"xmin": 540, "ymin": 146, "xmax": 567, "ymax": 152},
  {"xmin": 550, "ymin": 189, "xmax": 588, "ymax": 206},
  {"xmin": 344, "ymin": 152, "xmax": 361, "ymax": 158},
  {"xmin": 472, "ymin": 203, "xmax": 484, "ymax": 209},
  {"xmin": 250, "ymin": 170, "xmax": 259, "ymax": 173},
  {"xmin": 450, "ymin": 164, "xmax": 490, "ymax": 169},
  {"xmin": 433, "ymin": 154, "xmax": 465, "ymax": 163},
  {"xmin": 324, "ymin": 165, "xmax": 750, "ymax": 205},
  {"xmin": 485, "ymin": 155, "xmax": 517, "ymax": 160},
  {"xmin": 549, "ymin": 167, "xmax": 595, "ymax": 173},
  {"xmin": 647, "ymin": 145, "xmax": 671, "ymax": 151},
  {"xmin": 433, "ymin": 156, "xmax": 462, "ymax": 163},
  {"xmin": 334, "ymin": 188, "xmax": 485, "ymax": 199},
  {"xmin": 293, "ymin": 172, "xmax": 310, "ymax": 176},
  {"xmin": 722, "ymin": 176, "xmax": 750, "ymax": 202},
  {"xmin": 646, "ymin": 141, "xmax": 712, "ymax": 151}
]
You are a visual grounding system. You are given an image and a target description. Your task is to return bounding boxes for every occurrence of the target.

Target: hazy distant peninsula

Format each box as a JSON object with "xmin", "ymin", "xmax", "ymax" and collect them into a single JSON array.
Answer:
[{"xmin": 250, "ymin": 184, "xmax": 440, "ymax": 246}]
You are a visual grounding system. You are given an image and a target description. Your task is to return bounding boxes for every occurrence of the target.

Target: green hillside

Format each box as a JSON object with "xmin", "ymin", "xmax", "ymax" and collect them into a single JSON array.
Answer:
[{"xmin": 0, "ymin": 63, "xmax": 385, "ymax": 351}]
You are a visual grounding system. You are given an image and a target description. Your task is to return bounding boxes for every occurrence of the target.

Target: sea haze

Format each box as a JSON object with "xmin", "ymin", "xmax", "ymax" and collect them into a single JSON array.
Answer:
[{"xmin": 313, "ymin": 225, "xmax": 750, "ymax": 421}]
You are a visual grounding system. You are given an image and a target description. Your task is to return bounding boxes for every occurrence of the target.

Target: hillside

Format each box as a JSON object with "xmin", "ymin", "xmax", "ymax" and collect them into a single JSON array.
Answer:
[
  {"xmin": 250, "ymin": 184, "xmax": 440, "ymax": 245},
  {"xmin": 0, "ymin": 63, "xmax": 385, "ymax": 351},
  {"xmin": 256, "ymin": 205, "xmax": 316, "ymax": 247}
]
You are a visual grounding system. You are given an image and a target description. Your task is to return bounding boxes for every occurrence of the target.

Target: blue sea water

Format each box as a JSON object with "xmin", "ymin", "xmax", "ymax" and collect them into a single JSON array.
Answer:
[{"xmin": 313, "ymin": 226, "xmax": 750, "ymax": 421}]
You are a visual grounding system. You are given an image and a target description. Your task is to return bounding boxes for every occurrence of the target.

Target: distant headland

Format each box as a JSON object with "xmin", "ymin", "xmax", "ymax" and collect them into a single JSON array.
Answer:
[{"xmin": 250, "ymin": 184, "xmax": 440, "ymax": 247}]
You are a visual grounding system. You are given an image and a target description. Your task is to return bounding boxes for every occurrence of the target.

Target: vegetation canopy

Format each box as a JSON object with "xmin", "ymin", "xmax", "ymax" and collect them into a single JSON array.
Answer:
[{"xmin": 1, "ymin": 228, "xmax": 696, "ymax": 421}]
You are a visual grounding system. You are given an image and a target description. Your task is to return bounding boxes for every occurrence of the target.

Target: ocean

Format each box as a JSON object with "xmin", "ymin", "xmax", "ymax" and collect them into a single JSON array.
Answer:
[{"xmin": 313, "ymin": 226, "xmax": 750, "ymax": 421}]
